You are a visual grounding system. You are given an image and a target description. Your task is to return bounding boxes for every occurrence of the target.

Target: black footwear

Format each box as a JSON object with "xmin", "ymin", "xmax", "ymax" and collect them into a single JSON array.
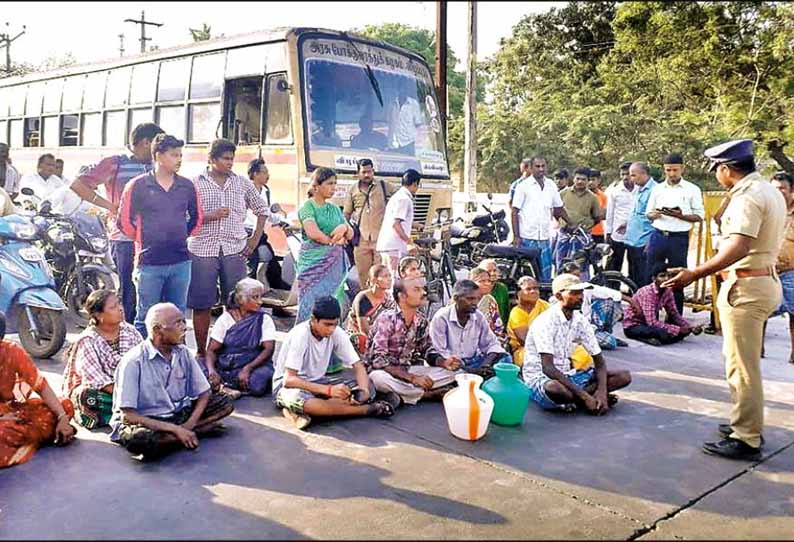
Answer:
[
  {"xmin": 607, "ymin": 393, "xmax": 619, "ymax": 407},
  {"xmin": 645, "ymin": 338, "xmax": 662, "ymax": 347},
  {"xmin": 615, "ymin": 338, "xmax": 629, "ymax": 347},
  {"xmin": 718, "ymin": 424, "xmax": 764, "ymax": 446},
  {"xmin": 703, "ymin": 437, "xmax": 761, "ymax": 461}
]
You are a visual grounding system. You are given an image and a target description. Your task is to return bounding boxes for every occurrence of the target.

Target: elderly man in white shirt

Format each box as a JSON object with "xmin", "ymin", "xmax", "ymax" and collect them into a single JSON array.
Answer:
[
  {"xmin": 645, "ymin": 153, "xmax": 705, "ymax": 312},
  {"xmin": 522, "ymin": 273, "xmax": 632, "ymax": 413},
  {"xmin": 376, "ymin": 168, "xmax": 421, "ymax": 275},
  {"xmin": 510, "ymin": 156, "xmax": 572, "ymax": 282},
  {"xmin": 605, "ymin": 161, "xmax": 636, "ymax": 273},
  {"xmin": 19, "ymin": 153, "xmax": 66, "ymax": 205}
]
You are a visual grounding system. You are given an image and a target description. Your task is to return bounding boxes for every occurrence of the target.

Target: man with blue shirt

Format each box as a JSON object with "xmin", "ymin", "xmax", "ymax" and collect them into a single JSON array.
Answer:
[
  {"xmin": 623, "ymin": 162, "xmax": 658, "ymax": 287},
  {"xmin": 110, "ymin": 303, "xmax": 234, "ymax": 461}
]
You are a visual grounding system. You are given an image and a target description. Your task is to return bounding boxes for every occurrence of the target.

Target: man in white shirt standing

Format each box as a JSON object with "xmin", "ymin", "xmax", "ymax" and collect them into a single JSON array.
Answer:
[
  {"xmin": 388, "ymin": 84, "xmax": 425, "ymax": 155},
  {"xmin": 377, "ymin": 169, "xmax": 421, "ymax": 275},
  {"xmin": 605, "ymin": 161, "xmax": 636, "ymax": 272},
  {"xmin": 645, "ymin": 153, "xmax": 705, "ymax": 313},
  {"xmin": 0, "ymin": 143, "xmax": 21, "ymax": 198},
  {"xmin": 510, "ymin": 156, "xmax": 572, "ymax": 282},
  {"xmin": 19, "ymin": 153, "xmax": 66, "ymax": 203}
]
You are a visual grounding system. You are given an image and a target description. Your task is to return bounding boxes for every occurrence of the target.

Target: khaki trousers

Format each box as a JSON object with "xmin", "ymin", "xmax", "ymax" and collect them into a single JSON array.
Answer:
[
  {"xmin": 369, "ymin": 366, "xmax": 458, "ymax": 405},
  {"xmin": 716, "ymin": 275, "xmax": 781, "ymax": 448},
  {"xmin": 353, "ymin": 239, "xmax": 378, "ymax": 288}
]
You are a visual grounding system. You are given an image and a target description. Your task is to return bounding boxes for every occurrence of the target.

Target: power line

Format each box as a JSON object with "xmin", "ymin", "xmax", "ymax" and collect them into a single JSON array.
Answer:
[
  {"xmin": 0, "ymin": 22, "xmax": 27, "ymax": 73},
  {"xmin": 124, "ymin": 10, "xmax": 163, "ymax": 54}
]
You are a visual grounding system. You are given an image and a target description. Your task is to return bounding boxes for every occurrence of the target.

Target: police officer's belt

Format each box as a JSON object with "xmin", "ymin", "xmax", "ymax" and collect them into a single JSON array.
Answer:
[{"xmin": 718, "ymin": 267, "xmax": 774, "ymax": 280}]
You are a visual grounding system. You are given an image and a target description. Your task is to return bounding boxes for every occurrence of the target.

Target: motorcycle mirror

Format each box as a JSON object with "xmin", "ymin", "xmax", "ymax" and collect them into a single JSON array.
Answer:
[
  {"xmin": 270, "ymin": 203, "xmax": 283, "ymax": 214},
  {"xmin": 20, "ymin": 187, "xmax": 35, "ymax": 196},
  {"xmin": 40, "ymin": 201, "xmax": 52, "ymax": 215}
]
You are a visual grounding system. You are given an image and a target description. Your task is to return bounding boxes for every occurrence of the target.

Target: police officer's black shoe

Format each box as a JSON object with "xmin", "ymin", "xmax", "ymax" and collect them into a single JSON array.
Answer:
[
  {"xmin": 718, "ymin": 424, "xmax": 764, "ymax": 446},
  {"xmin": 703, "ymin": 437, "xmax": 761, "ymax": 461}
]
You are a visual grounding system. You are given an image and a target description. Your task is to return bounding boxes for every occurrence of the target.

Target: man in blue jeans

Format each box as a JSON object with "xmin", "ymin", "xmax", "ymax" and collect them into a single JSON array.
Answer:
[
  {"xmin": 118, "ymin": 134, "xmax": 202, "ymax": 337},
  {"xmin": 70, "ymin": 123, "xmax": 165, "ymax": 324},
  {"xmin": 510, "ymin": 156, "xmax": 572, "ymax": 281}
]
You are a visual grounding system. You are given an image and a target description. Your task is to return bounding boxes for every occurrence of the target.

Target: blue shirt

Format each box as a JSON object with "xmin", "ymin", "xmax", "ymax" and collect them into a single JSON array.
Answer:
[
  {"xmin": 109, "ymin": 340, "xmax": 211, "ymax": 441},
  {"xmin": 623, "ymin": 178, "xmax": 658, "ymax": 248}
]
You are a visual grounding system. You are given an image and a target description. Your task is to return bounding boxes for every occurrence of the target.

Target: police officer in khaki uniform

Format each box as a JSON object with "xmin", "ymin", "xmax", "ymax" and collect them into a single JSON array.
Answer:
[{"xmin": 663, "ymin": 139, "xmax": 786, "ymax": 460}]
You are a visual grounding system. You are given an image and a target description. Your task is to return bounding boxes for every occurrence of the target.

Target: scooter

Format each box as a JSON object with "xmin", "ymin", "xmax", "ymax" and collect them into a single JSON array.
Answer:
[
  {"xmin": 0, "ymin": 213, "xmax": 67, "ymax": 358},
  {"xmin": 256, "ymin": 204, "xmax": 302, "ymax": 316}
]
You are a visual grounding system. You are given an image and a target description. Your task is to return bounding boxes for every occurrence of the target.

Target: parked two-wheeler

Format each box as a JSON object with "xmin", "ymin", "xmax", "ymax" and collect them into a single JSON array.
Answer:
[
  {"xmin": 21, "ymin": 188, "xmax": 117, "ymax": 327},
  {"xmin": 560, "ymin": 225, "xmax": 638, "ymax": 295},
  {"xmin": 255, "ymin": 205, "xmax": 302, "ymax": 316},
  {"xmin": 449, "ymin": 193, "xmax": 510, "ymax": 268},
  {"xmin": 0, "ymin": 213, "xmax": 67, "ymax": 358}
]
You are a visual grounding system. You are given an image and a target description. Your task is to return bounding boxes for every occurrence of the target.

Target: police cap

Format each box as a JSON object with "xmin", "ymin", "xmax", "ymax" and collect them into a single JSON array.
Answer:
[{"xmin": 704, "ymin": 139, "xmax": 754, "ymax": 172}]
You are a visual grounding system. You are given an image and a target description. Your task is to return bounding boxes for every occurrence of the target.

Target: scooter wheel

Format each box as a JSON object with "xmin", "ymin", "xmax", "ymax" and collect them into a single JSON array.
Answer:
[{"xmin": 17, "ymin": 307, "xmax": 67, "ymax": 359}]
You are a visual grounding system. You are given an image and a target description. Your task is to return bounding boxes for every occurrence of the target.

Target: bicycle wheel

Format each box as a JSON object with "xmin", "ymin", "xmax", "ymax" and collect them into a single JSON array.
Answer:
[{"xmin": 592, "ymin": 271, "xmax": 638, "ymax": 296}]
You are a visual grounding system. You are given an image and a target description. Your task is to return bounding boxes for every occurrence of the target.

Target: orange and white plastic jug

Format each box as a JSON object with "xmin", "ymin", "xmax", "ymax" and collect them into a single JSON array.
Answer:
[{"xmin": 442, "ymin": 373, "xmax": 494, "ymax": 441}]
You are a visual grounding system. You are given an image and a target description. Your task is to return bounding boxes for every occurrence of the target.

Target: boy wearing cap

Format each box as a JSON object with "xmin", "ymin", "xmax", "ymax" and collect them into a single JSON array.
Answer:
[
  {"xmin": 664, "ymin": 139, "xmax": 786, "ymax": 460},
  {"xmin": 645, "ymin": 153, "xmax": 705, "ymax": 313},
  {"xmin": 522, "ymin": 273, "xmax": 632, "ymax": 413}
]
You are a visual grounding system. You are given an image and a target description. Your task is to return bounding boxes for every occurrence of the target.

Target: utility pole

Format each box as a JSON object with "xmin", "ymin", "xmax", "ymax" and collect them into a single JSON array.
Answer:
[
  {"xmin": 434, "ymin": 1, "xmax": 447, "ymax": 133},
  {"xmin": 124, "ymin": 10, "xmax": 163, "ymax": 54},
  {"xmin": 463, "ymin": 1, "xmax": 477, "ymax": 201},
  {"xmin": 0, "ymin": 23, "xmax": 27, "ymax": 73},
  {"xmin": 118, "ymin": 33, "xmax": 125, "ymax": 57}
]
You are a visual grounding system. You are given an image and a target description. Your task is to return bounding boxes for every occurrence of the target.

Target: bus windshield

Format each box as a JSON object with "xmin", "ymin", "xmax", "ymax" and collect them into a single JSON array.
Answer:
[{"xmin": 300, "ymin": 35, "xmax": 449, "ymax": 178}]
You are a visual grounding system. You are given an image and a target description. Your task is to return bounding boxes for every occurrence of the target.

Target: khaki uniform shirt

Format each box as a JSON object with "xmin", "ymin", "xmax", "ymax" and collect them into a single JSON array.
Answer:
[
  {"xmin": 776, "ymin": 208, "xmax": 794, "ymax": 273},
  {"xmin": 343, "ymin": 180, "xmax": 398, "ymax": 242},
  {"xmin": 559, "ymin": 187, "xmax": 601, "ymax": 230},
  {"xmin": 720, "ymin": 171, "xmax": 787, "ymax": 271}
]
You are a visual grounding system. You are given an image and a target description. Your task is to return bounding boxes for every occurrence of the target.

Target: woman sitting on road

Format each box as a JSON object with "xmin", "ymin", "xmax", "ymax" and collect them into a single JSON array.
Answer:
[
  {"xmin": 345, "ymin": 264, "xmax": 396, "ymax": 353},
  {"xmin": 61, "ymin": 289, "xmax": 143, "ymax": 429},
  {"xmin": 1, "ymin": 312, "xmax": 76, "ymax": 468},
  {"xmin": 205, "ymin": 278, "xmax": 277, "ymax": 397},
  {"xmin": 507, "ymin": 276, "xmax": 550, "ymax": 366},
  {"xmin": 295, "ymin": 167, "xmax": 354, "ymax": 324},
  {"xmin": 470, "ymin": 267, "xmax": 505, "ymax": 338}
]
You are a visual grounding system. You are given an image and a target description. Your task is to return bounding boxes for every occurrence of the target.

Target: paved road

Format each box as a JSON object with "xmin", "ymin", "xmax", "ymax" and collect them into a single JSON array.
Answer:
[{"xmin": 2, "ymin": 309, "xmax": 793, "ymax": 539}]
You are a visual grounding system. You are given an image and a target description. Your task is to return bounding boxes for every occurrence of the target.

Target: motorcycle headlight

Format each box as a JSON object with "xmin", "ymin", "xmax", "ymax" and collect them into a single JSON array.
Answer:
[
  {"xmin": 90, "ymin": 237, "xmax": 107, "ymax": 252},
  {"xmin": 47, "ymin": 226, "xmax": 67, "ymax": 244},
  {"xmin": 11, "ymin": 222, "xmax": 38, "ymax": 240}
]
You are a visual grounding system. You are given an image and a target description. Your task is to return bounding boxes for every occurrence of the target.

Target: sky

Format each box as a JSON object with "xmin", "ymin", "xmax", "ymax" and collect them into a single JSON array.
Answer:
[{"xmin": 2, "ymin": 1, "xmax": 565, "ymax": 69}]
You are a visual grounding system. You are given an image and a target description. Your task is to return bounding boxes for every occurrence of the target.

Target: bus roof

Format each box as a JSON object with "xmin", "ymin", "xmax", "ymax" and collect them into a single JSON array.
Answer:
[{"xmin": 0, "ymin": 27, "xmax": 429, "ymax": 88}]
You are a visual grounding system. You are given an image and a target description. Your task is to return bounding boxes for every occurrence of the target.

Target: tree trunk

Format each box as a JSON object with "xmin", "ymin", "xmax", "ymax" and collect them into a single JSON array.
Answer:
[{"xmin": 767, "ymin": 139, "xmax": 794, "ymax": 177}]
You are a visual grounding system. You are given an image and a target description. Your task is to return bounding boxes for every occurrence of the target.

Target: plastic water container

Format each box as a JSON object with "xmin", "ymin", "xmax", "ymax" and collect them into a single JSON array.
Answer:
[
  {"xmin": 442, "ymin": 373, "xmax": 494, "ymax": 441},
  {"xmin": 482, "ymin": 362, "xmax": 530, "ymax": 426}
]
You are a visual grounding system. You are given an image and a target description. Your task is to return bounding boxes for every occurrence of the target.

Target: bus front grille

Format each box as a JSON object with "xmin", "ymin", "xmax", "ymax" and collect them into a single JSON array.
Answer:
[{"xmin": 413, "ymin": 193, "xmax": 432, "ymax": 227}]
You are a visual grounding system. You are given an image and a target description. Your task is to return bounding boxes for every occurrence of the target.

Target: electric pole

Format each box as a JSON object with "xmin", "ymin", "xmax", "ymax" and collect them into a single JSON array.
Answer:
[
  {"xmin": 118, "ymin": 33, "xmax": 125, "ymax": 57},
  {"xmin": 434, "ymin": 1, "xmax": 447, "ymax": 133},
  {"xmin": 0, "ymin": 22, "xmax": 27, "ymax": 73},
  {"xmin": 124, "ymin": 10, "xmax": 163, "ymax": 54},
  {"xmin": 463, "ymin": 1, "xmax": 477, "ymax": 201}
]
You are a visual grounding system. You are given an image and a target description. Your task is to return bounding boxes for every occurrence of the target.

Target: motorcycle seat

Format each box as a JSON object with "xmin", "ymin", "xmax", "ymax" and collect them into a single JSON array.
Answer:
[
  {"xmin": 482, "ymin": 244, "xmax": 539, "ymax": 260},
  {"xmin": 471, "ymin": 209, "xmax": 506, "ymax": 226},
  {"xmin": 414, "ymin": 237, "xmax": 438, "ymax": 248}
]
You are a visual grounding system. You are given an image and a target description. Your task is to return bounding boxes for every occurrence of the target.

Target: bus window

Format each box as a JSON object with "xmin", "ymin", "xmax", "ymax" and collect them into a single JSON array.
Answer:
[
  {"xmin": 82, "ymin": 112, "xmax": 102, "ymax": 146},
  {"xmin": 0, "ymin": 121, "xmax": 7, "ymax": 145},
  {"xmin": 264, "ymin": 73, "xmax": 292, "ymax": 144},
  {"xmin": 223, "ymin": 78, "xmax": 262, "ymax": 145},
  {"xmin": 84, "ymin": 72, "xmax": 107, "ymax": 110},
  {"xmin": 24, "ymin": 118, "xmax": 41, "ymax": 147},
  {"xmin": 106, "ymin": 67, "xmax": 132, "ymax": 108},
  {"xmin": 0, "ymin": 89, "xmax": 6, "ymax": 118},
  {"xmin": 190, "ymin": 53, "xmax": 224, "ymax": 99},
  {"xmin": 43, "ymin": 79, "xmax": 63, "ymax": 114},
  {"xmin": 25, "ymin": 82, "xmax": 44, "ymax": 117},
  {"xmin": 131, "ymin": 63, "xmax": 157, "ymax": 104},
  {"xmin": 105, "ymin": 110, "xmax": 127, "ymax": 147},
  {"xmin": 9, "ymin": 119, "xmax": 24, "ymax": 147},
  {"xmin": 43, "ymin": 116, "xmax": 60, "ymax": 147},
  {"xmin": 226, "ymin": 45, "xmax": 266, "ymax": 79},
  {"xmin": 9, "ymin": 85, "xmax": 25, "ymax": 116},
  {"xmin": 157, "ymin": 105, "xmax": 186, "ymax": 140},
  {"xmin": 61, "ymin": 115, "xmax": 79, "ymax": 146},
  {"xmin": 130, "ymin": 108, "xmax": 154, "ymax": 129},
  {"xmin": 62, "ymin": 76, "xmax": 84, "ymax": 111},
  {"xmin": 157, "ymin": 58, "xmax": 190, "ymax": 102},
  {"xmin": 189, "ymin": 103, "xmax": 221, "ymax": 143}
]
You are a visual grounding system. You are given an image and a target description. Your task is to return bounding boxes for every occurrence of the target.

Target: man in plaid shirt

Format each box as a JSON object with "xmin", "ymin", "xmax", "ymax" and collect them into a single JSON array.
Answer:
[{"xmin": 188, "ymin": 139, "xmax": 269, "ymax": 359}]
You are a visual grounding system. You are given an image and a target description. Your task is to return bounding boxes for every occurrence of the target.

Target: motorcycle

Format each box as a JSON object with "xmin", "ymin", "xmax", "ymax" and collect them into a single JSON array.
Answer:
[
  {"xmin": 562, "ymin": 225, "xmax": 638, "ymax": 295},
  {"xmin": 449, "ymin": 193, "xmax": 510, "ymax": 268},
  {"xmin": 0, "ymin": 213, "xmax": 67, "ymax": 358},
  {"xmin": 20, "ymin": 187, "xmax": 117, "ymax": 327},
  {"xmin": 255, "ymin": 204, "xmax": 302, "ymax": 316}
]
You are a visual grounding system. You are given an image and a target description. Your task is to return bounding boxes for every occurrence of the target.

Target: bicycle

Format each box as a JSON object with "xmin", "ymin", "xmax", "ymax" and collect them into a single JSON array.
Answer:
[{"xmin": 413, "ymin": 214, "xmax": 459, "ymax": 318}]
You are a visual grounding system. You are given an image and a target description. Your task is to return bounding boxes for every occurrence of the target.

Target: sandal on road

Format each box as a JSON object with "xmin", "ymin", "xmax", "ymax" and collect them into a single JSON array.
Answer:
[{"xmin": 367, "ymin": 400, "xmax": 396, "ymax": 418}]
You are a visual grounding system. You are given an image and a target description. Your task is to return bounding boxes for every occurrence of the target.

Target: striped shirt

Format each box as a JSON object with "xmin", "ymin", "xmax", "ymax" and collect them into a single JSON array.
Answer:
[
  {"xmin": 78, "ymin": 154, "xmax": 155, "ymax": 242},
  {"xmin": 188, "ymin": 168, "xmax": 269, "ymax": 258},
  {"xmin": 118, "ymin": 173, "xmax": 202, "ymax": 266}
]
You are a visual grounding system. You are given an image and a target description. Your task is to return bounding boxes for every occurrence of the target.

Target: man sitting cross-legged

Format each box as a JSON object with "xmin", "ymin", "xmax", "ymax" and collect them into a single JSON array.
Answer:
[
  {"xmin": 273, "ymin": 296, "xmax": 396, "ymax": 430},
  {"xmin": 110, "ymin": 303, "xmax": 234, "ymax": 461},
  {"xmin": 366, "ymin": 278, "xmax": 460, "ymax": 406},
  {"xmin": 522, "ymin": 274, "xmax": 632, "ymax": 414},
  {"xmin": 430, "ymin": 280, "xmax": 512, "ymax": 379},
  {"xmin": 623, "ymin": 266, "xmax": 703, "ymax": 346}
]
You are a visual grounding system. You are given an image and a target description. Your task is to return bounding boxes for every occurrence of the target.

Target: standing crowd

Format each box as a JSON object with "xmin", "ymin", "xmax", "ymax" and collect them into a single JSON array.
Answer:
[{"xmin": 0, "ymin": 123, "xmax": 790, "ymax": 466}]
